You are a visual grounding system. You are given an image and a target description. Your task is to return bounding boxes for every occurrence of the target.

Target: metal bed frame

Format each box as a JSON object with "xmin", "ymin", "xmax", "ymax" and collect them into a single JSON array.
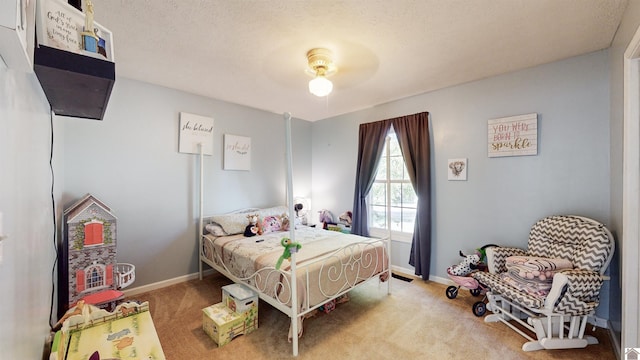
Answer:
[{"xmin": 196, "ymin": 112, "xmax": 391, "ymax": 356}]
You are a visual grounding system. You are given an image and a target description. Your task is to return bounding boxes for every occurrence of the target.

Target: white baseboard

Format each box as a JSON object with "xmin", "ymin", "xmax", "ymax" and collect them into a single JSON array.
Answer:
[
  {"xmin": 122, "ymin": 269, "xmax": 215, "ymax": 297},
  {"xmin": 429, "ymin": 274, "xmax": 452, "ymax": 285},
  {"xmin": 607, "ymin": 320, "xmax": 621, "ymax": 360},
  {"xmin": 589, "ymin": 315, "xmax": 609, "ymax": 329}
]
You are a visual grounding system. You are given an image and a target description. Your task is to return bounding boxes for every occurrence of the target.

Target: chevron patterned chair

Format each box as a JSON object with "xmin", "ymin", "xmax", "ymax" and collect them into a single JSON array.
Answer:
[{"xmin": 471, "ymin": 215, "xmax": 614, "ymax": 351}]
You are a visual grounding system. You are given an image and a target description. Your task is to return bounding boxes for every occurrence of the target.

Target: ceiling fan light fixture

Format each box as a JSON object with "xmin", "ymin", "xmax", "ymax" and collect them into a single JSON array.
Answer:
[
  {"xmin": 309, "ymin": 75, "xmax": 333, "ymax": 97},
  {"xmin": 306, "ymin": 48, "xmax": 336, "ymax": 97}
]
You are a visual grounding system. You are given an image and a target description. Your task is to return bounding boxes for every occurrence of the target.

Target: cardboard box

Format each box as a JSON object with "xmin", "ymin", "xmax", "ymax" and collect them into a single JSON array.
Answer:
[
  {"xmin": 202, "ymin": 303, "xmax": 245, "ymax": 347},
  {"xmin": 222, "ymin": 284, "xmax": 259, "ymax": 333}
]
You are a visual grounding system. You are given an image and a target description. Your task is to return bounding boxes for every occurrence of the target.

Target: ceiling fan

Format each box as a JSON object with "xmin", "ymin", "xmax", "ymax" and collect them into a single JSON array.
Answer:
[{"xmin": 305, "ymin": 48, "xmax": 338, "ymax": 97}]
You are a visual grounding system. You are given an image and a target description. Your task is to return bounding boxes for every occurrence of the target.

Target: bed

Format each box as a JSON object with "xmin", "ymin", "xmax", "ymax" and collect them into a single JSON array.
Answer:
[{"xmin": 197, "ymin": 113, "xmax": 391, "ymax": 356}]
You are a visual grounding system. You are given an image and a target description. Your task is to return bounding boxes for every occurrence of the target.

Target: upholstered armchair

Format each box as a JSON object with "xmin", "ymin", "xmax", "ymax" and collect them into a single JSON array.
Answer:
[{"xmin": 472, "ymin": 215, "xmax": 614, "ymax": 351}]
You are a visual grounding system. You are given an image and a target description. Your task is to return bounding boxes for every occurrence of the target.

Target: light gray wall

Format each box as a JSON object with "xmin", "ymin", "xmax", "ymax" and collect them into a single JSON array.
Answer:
[
  {"xmin": 61, "ymin": 78, "xmax": 312, "ymax": 288},
  {"xmin": 312, "ymin": 50, "xmax": 611, "ymax": 317},
  {"xmin": 3, "ymin": 12, "xmax": 633, "ymax": 359},
  {"xmin": 0, "ymin": 69, "xmax": 59, "ymax": 359},
  {"xmin": 608, "ymin": 0, "xmax": 640, "ymax": 350}
]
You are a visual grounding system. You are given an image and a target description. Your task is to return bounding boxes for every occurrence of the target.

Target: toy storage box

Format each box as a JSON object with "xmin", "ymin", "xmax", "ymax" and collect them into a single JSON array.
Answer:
[
  {"xmin": 222, "ymin": 283, "xmax": 259, "ymax": 334},
  {"xmin": 202, "ymin": 303, "xmax": 245, "ymax": 347}
]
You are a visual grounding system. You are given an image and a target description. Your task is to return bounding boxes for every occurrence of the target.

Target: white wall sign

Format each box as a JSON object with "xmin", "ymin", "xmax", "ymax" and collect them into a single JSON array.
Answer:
[
  {"xmin": 488, "ymin": 113, "xmax": 538, "ymax": 157},
  {"xmin": 448, "ymin": 158, "xmax": 467, "ymax": 181},
  {"xmin": 36, "ymin": 0, "xmax": 114, "ymax": 61},
  {"xmin": 224, "ymin": 134, "xmax": 251, "ymax": 171},
  {"xmin": 178, "ymin": 112, "xmax": 214, "ymax": 155}
]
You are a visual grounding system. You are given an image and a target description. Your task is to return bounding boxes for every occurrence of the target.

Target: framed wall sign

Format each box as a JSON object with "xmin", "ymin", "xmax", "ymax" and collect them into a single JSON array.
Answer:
[
  {"xmin": 178, "ymin": 112, "xmax": 214, "ymax": 155},
  {"xmin": 224, "ymin": 134, "xmax": 251, "ymax": 171},
  {"xmin": 36, "ymin": 0, "xmax": 114, "ymax": 61},
  {"xmin": 488, "ymin": 113, "xmax": 538, "ymax": 157},
  {"xmin": 448, "ymin": 158, "xmax": 467, "ymax": 181}
]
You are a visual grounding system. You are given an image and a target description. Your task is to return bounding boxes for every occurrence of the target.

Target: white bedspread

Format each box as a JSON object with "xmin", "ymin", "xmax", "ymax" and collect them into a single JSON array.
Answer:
[{"xmin": 202, "ymin": 226, "xmax": 389, "ymax": 337}]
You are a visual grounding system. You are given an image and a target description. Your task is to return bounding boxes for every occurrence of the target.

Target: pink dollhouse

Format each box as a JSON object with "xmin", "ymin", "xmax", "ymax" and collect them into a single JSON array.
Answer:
[{"xmin": 58, "ymin": 194, "xmax": 135, "ymax": 319}]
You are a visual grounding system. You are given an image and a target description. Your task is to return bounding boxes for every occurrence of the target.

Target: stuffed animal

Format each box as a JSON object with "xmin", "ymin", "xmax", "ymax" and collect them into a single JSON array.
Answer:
[
  {"xmin": 447, "ymin": 244, "xmax": 498, "ymax": 276},
  {"xmin": 243, "ymin": 214, "xmax": 262, "ymax": 237},
  {"xmin": 448, "ymin": 251, "xmax": 481, "ymax": 277},
  {"xmin": 339, "ymin": 211, "xmax": 353, "ymax": 225},
  {"xmin": 280, "ymin": 213, "xmax": 290, "ymax": 231},
  {"xmin": 318, "ymin": 209, "xmax": 334, "ymax": 224},
  {"xmin": 275, "ymin": 237, "xmax": 302, "ymax": 270}
]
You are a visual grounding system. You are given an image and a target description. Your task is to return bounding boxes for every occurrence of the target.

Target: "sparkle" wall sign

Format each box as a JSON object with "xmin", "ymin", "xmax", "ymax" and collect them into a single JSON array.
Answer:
[{"xmin": 488, "ymin": 113, "xmax": 538, "ymax": 158}]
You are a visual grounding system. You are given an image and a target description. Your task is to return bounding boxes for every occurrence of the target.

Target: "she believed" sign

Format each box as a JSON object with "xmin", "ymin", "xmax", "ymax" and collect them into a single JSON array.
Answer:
[{"xmin": 179, "ymin": 112, "xmax": 214, "ymax": 155}]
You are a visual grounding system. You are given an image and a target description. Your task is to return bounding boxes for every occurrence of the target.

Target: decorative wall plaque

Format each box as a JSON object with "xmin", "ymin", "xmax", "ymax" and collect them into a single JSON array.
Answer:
[
  {"xmin": 488, "ymin": 113, "xmax": 538, "ymax": 158},
  {"xmin": 178, "ymin": 112, "xmax": 214, "ymax": 155},
  {"xmin": 224, "ymin": 134, "xmax": 251, "ymax": 171}
]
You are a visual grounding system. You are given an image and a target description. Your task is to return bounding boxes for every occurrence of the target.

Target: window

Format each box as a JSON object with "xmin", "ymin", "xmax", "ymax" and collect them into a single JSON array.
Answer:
[
  {"xmin": 84, "ymin": 220, "xmax": 104, "ymax": 246},
  {"xmin": 368, "ymin": 129, "xmax": 417, "ymax": 242},
  {"xmin": 85, "ymin": 264, "xmax": 104, "ymax": 290}
]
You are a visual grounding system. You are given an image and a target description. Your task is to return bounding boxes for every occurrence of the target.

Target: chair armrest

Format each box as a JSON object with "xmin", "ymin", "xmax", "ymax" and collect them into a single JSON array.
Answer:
[
  {"xmin": 485, "ymin": 246, "xmax": 527, "ymax": 274},
  {"xmin": 545, "ymin": 269, "xmax": 605, "ymax": 315}
]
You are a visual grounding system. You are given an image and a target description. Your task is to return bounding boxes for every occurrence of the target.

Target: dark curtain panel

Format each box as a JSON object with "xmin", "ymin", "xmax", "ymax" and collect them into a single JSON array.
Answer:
[
  {"xmin": 351, "ymin": 120, "xmax": 392, "ymax": 236},
  {"xmin": 392, "ymin": 112, "xmax": 431, "ymax": 280}
]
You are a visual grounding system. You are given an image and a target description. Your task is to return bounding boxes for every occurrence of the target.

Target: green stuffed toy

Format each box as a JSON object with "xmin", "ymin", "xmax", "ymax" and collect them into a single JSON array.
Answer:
[{"xmin": 275, "ymin": 237, "xmax": 302, "ymax": 270}]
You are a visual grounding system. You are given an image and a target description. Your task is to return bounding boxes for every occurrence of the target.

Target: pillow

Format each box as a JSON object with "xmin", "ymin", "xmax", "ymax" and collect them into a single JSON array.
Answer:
[
  {"xmin": 208, "ymin": 206, "xmax": 289, "ymax": 235},
  {"xmin": 210, "ymin": 212, "xmax": 252, "ymax": 235},
  {"xmin": 257, "ymin": 205, "xmax": 289, "ymax": 219},
  {"xmin": 205, "ymin": 222, "xmax": 227, "ymax": 236},
  {"xmin": 261, "ymin": 215, "xmax": 283, "ymax": 234},
  {"xmin": 230, "ymin": 207, "xmax": 260, "ymax": 214}
]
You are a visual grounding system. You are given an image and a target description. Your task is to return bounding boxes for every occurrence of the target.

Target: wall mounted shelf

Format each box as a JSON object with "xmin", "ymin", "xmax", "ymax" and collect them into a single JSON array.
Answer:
[{"xmin": 34, "ymin": 45, "xmax": 115, "ymax": 120}]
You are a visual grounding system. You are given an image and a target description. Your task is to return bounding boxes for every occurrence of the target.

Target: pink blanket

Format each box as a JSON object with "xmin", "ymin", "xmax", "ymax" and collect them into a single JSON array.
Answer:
[{"xmin": 501, "ymin": 256, "xmax": 573, "ymax": 297}]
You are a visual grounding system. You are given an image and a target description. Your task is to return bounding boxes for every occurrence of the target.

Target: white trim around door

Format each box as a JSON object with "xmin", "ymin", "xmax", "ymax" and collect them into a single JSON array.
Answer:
[{"xmin": 622, "ymin": 23, "xmax": 640, "ymax": 351}]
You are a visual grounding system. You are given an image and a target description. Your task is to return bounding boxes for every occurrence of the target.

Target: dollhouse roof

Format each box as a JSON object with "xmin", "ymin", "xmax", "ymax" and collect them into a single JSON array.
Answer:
[{"xmin": 64, "ymin": 194, "xmax": 117, "ymax": 222}]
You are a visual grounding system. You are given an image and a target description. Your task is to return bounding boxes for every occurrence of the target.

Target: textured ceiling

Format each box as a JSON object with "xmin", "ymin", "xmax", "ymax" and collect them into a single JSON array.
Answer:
[{"xmin": 90, "ymin": 0, "xmax": 628, "ymax": 121}]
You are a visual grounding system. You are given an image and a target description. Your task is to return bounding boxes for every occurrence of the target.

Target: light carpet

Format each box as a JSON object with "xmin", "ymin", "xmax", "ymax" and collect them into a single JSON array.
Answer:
[{"xmin": 126, "ymin": 273, "xmax": 616, "ymax": 359}]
